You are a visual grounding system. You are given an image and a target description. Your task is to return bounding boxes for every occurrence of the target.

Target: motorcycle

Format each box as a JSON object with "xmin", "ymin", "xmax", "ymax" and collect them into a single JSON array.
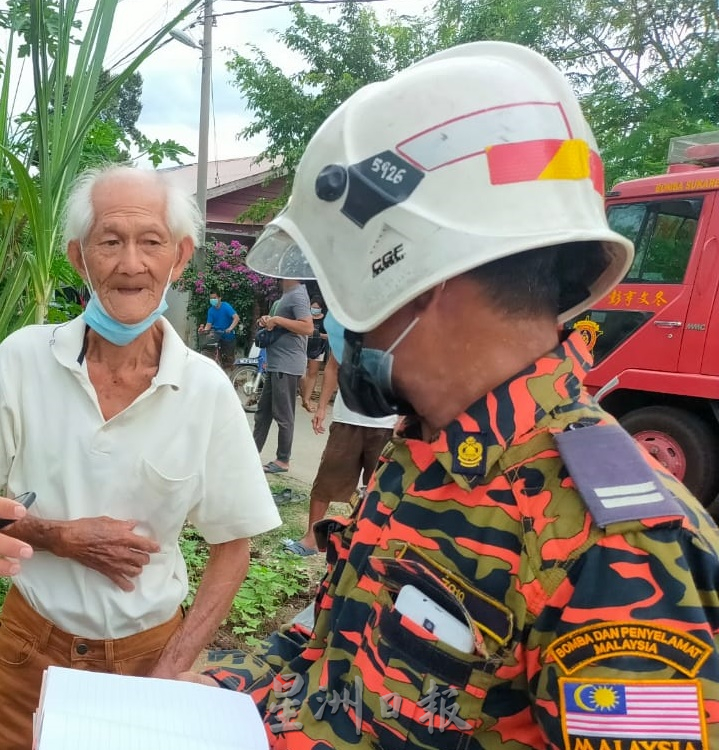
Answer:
[{"xmin": 231, "ymin": 344, "xmax": 266, "ymax": 413}]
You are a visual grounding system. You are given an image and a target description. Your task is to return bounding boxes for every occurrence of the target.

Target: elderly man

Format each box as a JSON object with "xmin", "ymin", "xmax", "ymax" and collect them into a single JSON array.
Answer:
[
  {"xmin": 185, "ymin": 42, "xmax": 719, "ymax": 748},
  {"xmin": 0, "ymin": 165, "xmax": 281, "ymax": 749}
]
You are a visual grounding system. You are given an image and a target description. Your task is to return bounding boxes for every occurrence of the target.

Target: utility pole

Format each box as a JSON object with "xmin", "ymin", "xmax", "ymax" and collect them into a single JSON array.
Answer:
[{"xmin": 195, "ymin": 0, "xmax": 213, "ymax": 269}]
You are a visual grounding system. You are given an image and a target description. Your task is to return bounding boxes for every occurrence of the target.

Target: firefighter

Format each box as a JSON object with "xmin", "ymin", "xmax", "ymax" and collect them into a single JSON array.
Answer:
[{"xmin": 188, "ymin": 42, "xmax": 719, "ymax": 749}]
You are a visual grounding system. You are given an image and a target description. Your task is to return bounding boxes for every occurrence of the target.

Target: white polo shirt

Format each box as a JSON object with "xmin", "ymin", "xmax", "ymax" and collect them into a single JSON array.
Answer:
[{"xmin": 0, "ymin": 315, "xmax": 281, "ymax": 638}]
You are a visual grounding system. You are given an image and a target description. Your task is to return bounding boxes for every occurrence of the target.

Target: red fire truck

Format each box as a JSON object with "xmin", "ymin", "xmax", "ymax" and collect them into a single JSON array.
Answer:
[{"xmin": 565, "ymin": 133, "xmax": 719, "ymax": 507}]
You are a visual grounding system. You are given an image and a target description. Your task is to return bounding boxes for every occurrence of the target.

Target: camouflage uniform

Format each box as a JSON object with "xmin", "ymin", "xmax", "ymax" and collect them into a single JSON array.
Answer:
[{"xmin": 207, "ymin": 332, "xmax": 719, "ymax": 750}]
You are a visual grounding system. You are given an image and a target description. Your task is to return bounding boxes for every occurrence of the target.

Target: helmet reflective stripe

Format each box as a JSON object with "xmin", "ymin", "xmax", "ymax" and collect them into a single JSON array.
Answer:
[
  {"xmin": 247, "ymin": 41, "xmax": 634, "ymax": 333},
  {"xmin": 397, "ymin": 101, "xmax": 569, "ymax": 172},
  {"xmin": 488, "ymin": 139, "xmax": 604, "ymax": 193}
]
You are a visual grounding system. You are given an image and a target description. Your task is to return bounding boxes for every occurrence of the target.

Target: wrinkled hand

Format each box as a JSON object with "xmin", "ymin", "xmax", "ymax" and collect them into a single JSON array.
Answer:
[
  {"xmin": 312, "ymin": 408, "xmax": 327, "ymax": 435},
  {"xmin": 58, "ymin": 516, "xmax": 160, "ymax": 591},
  {"xmin": 0, "ymin": 498, "xmax": 33, "ymax": 576},
  {"xmin": 176, "ymin": 671, "xmax": 218, "ymax": 688}
]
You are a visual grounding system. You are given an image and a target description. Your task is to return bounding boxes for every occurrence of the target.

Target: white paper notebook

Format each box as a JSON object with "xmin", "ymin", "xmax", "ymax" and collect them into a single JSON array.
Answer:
[{"xmin": 33, "ymin": 666, "xmax": 270, "ymax": 750}]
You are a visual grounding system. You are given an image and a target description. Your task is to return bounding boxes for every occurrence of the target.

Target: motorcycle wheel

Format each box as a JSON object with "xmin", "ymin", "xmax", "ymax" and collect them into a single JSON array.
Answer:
[{"xmin": 230, "ymin": 365, "xmax": 263, "ymax": 412}]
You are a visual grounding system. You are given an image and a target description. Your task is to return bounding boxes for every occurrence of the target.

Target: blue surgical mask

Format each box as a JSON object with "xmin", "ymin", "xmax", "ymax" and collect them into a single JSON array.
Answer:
[
  {"xmin": 324, "ymin": 310, "xmax": 418, "ymax": 417},
  {"xmin": 310, "ymin": 307, "xmax": 322, "ymax": 317},
  {"xmin": 83, "ymin": 294, "xmax": 168, "ymax": 347},
  {"xmin": 323, "ymin": 310, "xmax": 346, "ymax": 361},
  {"xmin": 210, "ymin": 298, "xmax": 220, "ymax": 307},
  {"xmin": 80, "ymin": 247, "xmax": 174, "ymax": 347}
]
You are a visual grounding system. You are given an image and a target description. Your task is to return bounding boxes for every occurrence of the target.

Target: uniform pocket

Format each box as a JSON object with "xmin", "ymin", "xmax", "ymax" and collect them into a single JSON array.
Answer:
[{"xmin": 343, "ymin": 557, "xmax": 511, "ymax": 750}]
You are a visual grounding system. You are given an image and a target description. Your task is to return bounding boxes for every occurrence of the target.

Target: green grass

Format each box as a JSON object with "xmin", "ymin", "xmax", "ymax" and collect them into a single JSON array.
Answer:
[{"xmin": 181, "ymin": 475, "xmax": 317, "ymax": 647}]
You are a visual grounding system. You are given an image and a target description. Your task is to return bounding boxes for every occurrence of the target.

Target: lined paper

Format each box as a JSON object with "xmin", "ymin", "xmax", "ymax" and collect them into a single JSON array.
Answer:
[{"xmin": 34, "ymin": 667, "xmax": 269, "ymax": 750}]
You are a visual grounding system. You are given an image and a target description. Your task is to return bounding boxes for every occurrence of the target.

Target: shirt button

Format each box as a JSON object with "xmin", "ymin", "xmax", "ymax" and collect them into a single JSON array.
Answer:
[{"xmin": 75, "ymin": 643, "xmax": 89, "ymax": 655}]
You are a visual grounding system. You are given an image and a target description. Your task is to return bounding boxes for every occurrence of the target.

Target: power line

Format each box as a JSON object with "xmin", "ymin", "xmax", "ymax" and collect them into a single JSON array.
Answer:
[
  {"xmin": 107, "ymin": 0, "xmax": 391, "ymax": 72},
  {"xmin": 106, "ymin": 1, "xmax": 203, "ymax": 73},
  {"xmin": 105, "ymin": 0, "xmax": 397, "ymax": 71},
  {"xmin": 106, "ymin": 4, "xmax": 176, "ymax": 69},
  {"xmin": 213, "ymin": 0, "xmax": 393, "ymax": 19},
  {"xmin": 222, "ymin": 0, "xmax": 392, "ymax": 3}
]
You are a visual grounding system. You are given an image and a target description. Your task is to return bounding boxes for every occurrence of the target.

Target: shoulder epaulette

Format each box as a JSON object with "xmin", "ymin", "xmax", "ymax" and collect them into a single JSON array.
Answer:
[{"xmin": 554, "ymin": 423, "xmax": 684, "ymax": 528}]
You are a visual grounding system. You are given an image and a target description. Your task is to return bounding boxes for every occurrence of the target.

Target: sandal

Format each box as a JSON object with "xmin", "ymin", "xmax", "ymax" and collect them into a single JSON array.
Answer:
[
  {"xmin": 263, "ymin": 461, "xmax": 289, "ymax": 474},
  {"xmin": 283, "ymin": 540, "xmax": 318, "ymax": 557}
]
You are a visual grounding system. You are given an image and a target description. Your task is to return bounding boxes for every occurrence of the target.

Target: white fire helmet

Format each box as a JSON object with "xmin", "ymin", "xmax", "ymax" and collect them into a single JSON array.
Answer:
[{"xmin": 247, "ymin": 41, "xmax": 634, "ymax": 333}]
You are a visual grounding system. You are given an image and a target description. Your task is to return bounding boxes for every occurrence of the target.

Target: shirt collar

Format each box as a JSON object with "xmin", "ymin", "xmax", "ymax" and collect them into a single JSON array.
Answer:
[
  {"xmin": 430, "ymin": 332, "xmax": 593, "ymax": 490},
  {"xmin": 51, "ymin": 315, "xmax": 188, "ymax": 389},
  {"xmin": 155, "ymin": 318, "xmax": 189, "ymax": 388}
]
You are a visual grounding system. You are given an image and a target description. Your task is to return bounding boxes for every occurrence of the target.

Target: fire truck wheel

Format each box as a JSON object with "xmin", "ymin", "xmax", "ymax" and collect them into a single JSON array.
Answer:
[{"xmin": 620, "ymin": 406, "xmax": 719, "ymax": 507}]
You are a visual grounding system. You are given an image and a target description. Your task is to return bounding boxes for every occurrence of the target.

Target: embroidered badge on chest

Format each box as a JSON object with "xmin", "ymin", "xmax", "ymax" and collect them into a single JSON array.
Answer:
[
  {"xmin": 448, "ymin": 431, "xmax": 487, "ymax": 477},
  {"xmin": 554, "ymin": 424, "xmax": 682, "ymax": 527},
  {"xmin": 559, "ymin": 678, "xmax": 707, "ymax": 750}
]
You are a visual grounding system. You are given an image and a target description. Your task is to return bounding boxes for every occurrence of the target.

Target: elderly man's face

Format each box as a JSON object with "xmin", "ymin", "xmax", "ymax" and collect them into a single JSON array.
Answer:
[{"xmin": 68, "ymin": 176, "xmax": 193, "ymax": 325}]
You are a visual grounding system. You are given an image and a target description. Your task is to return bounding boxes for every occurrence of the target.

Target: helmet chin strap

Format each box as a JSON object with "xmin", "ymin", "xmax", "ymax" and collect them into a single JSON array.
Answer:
[
  {"xmin": 385, "ymin": 280, "xmax": 446, "ymax": 354},
  {"xmin": 386, "ymin": 316, "xmax": 420, "ymax": 355}
]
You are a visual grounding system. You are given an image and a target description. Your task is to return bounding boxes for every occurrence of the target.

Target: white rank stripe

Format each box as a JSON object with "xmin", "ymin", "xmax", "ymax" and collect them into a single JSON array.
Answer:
[
  {"xmin": 396, "ymin": 102, "xmax": 570, "ymax": 172},
  {"xmin": 595, "ymin": 482, "xmax": 656, "ymax": 497},
  {"xmin": 594, "ymin": 481, "xmax": 664, "ymax": 509}
]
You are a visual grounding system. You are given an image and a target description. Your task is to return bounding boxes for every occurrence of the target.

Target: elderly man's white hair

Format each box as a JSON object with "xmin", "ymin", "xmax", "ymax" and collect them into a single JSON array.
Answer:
[{"xmin": 62, "ymin": 164, "xmax": 203, "ymax": 248}]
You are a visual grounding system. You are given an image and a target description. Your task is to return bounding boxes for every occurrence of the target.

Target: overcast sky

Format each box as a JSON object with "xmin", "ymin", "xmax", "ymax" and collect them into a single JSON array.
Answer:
[{"xmin": 100, "ymin": 0, "xmax": 430, "ymax": 167}]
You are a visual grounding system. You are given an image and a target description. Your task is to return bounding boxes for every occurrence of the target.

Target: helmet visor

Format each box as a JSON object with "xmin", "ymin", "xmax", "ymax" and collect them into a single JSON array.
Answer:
[{"xmin": 247, "ymin": 226, "xmax": 316, "ymax": 280}]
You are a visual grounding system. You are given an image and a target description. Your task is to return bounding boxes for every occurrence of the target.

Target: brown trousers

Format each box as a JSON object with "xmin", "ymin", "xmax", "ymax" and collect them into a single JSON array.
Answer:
[{"xmin": 0, "ymin": 587, "xmax": 182, "ymax": 749}]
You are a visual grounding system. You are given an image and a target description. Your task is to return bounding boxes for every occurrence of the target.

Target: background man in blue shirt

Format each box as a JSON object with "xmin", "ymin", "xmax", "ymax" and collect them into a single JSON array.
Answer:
[{"xmin": 198, "ymin": 290, "xmax": 240, "ymax": 368}]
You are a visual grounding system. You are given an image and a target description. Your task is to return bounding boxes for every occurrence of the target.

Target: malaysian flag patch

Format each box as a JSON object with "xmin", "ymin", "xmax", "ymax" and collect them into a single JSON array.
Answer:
[{"xmin": 560, "ymin": 679, "xmax": 707, "ymax": 750}]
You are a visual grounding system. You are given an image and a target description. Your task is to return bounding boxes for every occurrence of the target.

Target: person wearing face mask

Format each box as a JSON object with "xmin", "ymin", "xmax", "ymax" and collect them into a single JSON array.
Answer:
[
  {"xmin": 179, "ymin": 43, "xmax": 719, "ymax": 749},
  {"xmin": 284, "ymin": 349, "xmax": 397, "ymax": 557},
  {"xmin": 299, "ymin": 295, "xmax": 328, "ymax": 412},
  {"xmin": 198, "ymin": 290, "xmax": 240, "ymax": 369},
  {"xmin": 0, "ymin": 165, "xmax": 281, "ymax": 749}
]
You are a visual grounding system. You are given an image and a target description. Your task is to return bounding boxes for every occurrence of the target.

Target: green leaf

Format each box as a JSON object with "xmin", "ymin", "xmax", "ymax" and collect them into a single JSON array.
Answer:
[{"xmin": 0, "ymin": 0, "xmax": 203, "ymax": 336}]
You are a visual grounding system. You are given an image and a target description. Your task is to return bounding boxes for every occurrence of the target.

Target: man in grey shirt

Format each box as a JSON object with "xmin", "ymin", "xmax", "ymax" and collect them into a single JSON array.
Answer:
[{"xmin": 254, "ymin": 280, "xmax": 313, "ymax": 473}]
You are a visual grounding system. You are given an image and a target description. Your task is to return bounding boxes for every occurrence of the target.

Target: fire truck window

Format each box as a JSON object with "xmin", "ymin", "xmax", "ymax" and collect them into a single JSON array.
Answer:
[{"xmin": 608, "ymin": 199, "xmax": 703, "ymax": 284}]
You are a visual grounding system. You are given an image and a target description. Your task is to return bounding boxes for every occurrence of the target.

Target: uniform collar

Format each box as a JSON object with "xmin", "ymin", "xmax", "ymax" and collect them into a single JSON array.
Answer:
[
  {"xmin": 430, "ymin": 332, "xmax": 593, "ymax": 490},
  {"xmin": 51, "ymin": 314, "xmax": 188, "ymax": 389}
]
